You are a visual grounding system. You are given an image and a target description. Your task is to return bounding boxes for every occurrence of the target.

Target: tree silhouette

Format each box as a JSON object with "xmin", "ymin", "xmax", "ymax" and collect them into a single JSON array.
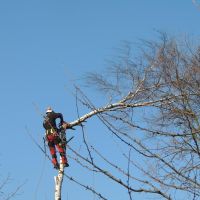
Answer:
[
  {"xmin": 38, "ymin": 33, "xmax": 200, "ymax": 200},
  {"xmin": 0, "ymin": 174, "xmax": 23, "ymax": 200}
]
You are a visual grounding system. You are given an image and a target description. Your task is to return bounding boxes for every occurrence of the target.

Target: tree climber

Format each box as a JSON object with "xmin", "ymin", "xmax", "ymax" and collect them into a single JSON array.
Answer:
[{"xmin": 43, "ymin": 107, "xmax": 69, "ymax": 169}]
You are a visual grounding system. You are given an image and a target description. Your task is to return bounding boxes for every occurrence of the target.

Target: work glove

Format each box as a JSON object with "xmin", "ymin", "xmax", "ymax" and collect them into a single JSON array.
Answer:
[
  {"xmin": 59, "ymin": 122, "xmax": 63, "ymax": 127},
  {"xmin": 61, "ymin": 122, "xmax": 71, "ymax": 130}
]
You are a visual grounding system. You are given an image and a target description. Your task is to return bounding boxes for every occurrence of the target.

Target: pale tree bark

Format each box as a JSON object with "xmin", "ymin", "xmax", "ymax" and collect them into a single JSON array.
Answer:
[
  {"xmin": 54, "ymin": 160, "xmax": 64, "ymax": 200},
  {"xmin": 54, "ymin": 123, "xmax": 69, "ymax": 200}
]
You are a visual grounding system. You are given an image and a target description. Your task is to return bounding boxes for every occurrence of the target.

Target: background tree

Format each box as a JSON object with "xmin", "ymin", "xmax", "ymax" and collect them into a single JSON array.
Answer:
[
  {"xmin": 192, "ymin": 0, "xmax": 200, "ymax": 10},
  {"xmin": 0, "ymin": 174, "xmax": 23, "ymax": 200}
]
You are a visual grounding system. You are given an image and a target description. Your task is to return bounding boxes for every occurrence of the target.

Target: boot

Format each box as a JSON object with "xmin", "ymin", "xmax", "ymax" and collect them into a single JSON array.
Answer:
[
  {"xmin": 64, "ymin": 162, "xmax": 69, "ymax": 167},
  {"xmin": 52, "ymin": 157, "xmax": 59, "ymax": 169},
  {"xmin": 61, "ymin": 156, "xmax": 69, "ymax": 167},
  {"xmin": 54, "ymin": 163, "xmax": 60, "ymax": 169}
]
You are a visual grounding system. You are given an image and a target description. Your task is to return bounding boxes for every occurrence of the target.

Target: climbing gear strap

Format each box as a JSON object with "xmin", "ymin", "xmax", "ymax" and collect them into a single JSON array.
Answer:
[{"xmin": 46, "ymin": 128, "xmax": 56, "ymax": 135}]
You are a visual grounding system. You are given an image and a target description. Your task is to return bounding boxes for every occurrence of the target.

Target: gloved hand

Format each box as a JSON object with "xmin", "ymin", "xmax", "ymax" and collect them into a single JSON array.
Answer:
[
  {"xmin": 59, "ymin": 121, "xmax": 63, "ymax": 127},
  {"xmin": 62, "ymin": 122, "xmax": 71, "ymax": 130}
]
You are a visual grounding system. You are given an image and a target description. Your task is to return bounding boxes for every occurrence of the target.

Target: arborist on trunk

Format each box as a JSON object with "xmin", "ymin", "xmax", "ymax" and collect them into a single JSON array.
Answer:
[{"xmin": 43, "ymin": 107, "xmax": 69, "ymax": 169}]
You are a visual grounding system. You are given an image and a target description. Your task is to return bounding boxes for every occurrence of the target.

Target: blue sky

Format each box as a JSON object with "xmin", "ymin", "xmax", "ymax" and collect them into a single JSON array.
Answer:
[{"xmin": 0, "ymin": 1, "xmax": 200, "ymax": 199}]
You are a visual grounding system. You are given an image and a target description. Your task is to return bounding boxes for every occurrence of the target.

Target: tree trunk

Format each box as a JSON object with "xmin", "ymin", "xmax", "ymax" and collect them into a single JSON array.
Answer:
[{"xmin": 54, "ymin": 158, "xmax": 64, "ymax": 200}]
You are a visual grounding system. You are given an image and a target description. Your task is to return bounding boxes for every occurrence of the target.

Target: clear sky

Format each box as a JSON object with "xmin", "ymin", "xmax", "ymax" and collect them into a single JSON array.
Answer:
[{"xmin": 0, "ymin": 1, "xmax": 200, "ymax": 200}]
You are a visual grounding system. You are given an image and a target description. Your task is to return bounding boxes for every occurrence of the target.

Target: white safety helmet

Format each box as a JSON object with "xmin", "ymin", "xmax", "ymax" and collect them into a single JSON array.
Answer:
[{"xmin": 46, "ymin": 106, "xmax": 53, "ymax": 113}]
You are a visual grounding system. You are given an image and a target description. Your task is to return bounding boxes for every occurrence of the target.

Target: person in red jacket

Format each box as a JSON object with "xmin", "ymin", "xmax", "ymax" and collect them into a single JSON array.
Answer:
[{"xmin": 43, "ymin": 107, "xmax": 69, "ymax": 169}]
